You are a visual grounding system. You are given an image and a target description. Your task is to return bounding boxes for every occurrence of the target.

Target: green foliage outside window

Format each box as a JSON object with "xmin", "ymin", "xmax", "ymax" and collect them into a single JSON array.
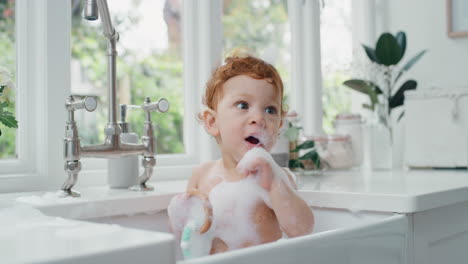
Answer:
[
  {"xmin": 322, "ymin": 73, "xmax": 352, "ymax": 133},
  {"xmin": 223, "ymin": 0, "xmax": 290, "ymax": 98},
  {"xmin": 0, "ymin": 0, "xmax": 353, "ymax": 159},
  {"xmin": 0, "ymin": 0, "xmax": 16, "ymax": 158},
  {"xmin": 71, "ymin": 1, "xmax": 184, "ymax": 154},
  {"xmin": 223, "ymin": 0, "xmax": 352, "ymax": 135}
]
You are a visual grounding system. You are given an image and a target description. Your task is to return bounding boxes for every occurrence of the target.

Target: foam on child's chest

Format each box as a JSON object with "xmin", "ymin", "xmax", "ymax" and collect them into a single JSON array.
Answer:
[{"xmin": 209, "ymin": 176, "xmax": 270, "ymax": 250}]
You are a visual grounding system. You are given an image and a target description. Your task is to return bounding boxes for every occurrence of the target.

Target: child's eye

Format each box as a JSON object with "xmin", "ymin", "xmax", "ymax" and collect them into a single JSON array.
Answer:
[
  {"xmin": 265, "ymin": 106, "xmax": 277, "ymax": 115},
  {"xmin": 236, "ymin": 102, "xmax": 249, "ymax": 110}
]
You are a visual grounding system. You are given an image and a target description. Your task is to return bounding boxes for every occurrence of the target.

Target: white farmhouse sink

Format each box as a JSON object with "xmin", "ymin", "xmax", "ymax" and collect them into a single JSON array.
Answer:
[
  {"xmin": 88, "ymin": 207, "xmax": 408, "ymax": 264},
  {"xmin": 7, "ymin": 181, "xmax": 410, "ymax": 264}
]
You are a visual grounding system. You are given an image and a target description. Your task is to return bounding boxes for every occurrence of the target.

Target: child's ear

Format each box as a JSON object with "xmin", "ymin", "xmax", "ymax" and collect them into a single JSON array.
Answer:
[{"xmin": 202, "ymin": 109, "xmax": 220, "ymax": 137}]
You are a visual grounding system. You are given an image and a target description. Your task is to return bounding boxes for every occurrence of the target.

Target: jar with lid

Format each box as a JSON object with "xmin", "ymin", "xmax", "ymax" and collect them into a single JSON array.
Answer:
[
  {"xmin": 333, "ymin": 113, "xmax": 363, "ymax": 167},
  {"xmin": 312, "ymin": 134, "xmax": 354, "ymax": 169}
]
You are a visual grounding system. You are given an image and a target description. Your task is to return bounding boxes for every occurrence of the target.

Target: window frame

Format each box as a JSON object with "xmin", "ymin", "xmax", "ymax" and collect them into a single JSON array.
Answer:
[
  {"xmin": 0, "ymin": 0, "xmax": 223, "ymax": 192},
  {"xmin": 0, "ymin": 0, "xmax": 333, "ymax": 193},
  {"xmin": 0, "ymin": 0, "xmax": 47, "ymax": 192},
  {"xmin": 287, "ymin": 0, "xmax": 323, "ymax": 136}
]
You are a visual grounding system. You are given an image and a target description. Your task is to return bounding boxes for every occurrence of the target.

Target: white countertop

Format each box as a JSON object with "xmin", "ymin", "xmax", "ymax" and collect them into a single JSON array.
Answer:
[
  {"xmin": 299, "ymin": 169, "xmax": 468, "ymax": 213},
  {"xmin": 5, "ymin": 169, "xmax": 468, "ymax": 217},
  {"xmin": 2, "ymin": 169, "xmax": 468, "ymax": 263}
]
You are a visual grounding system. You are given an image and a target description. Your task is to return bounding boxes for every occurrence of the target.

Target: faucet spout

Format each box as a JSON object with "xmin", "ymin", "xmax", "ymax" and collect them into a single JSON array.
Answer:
[
  {"xmin": 84, "ymin": 0, "xmax": 98, "ymax": 21},
  {"xmin": 61, "ymin": 1, "xmax": 169, "ymax": 197},
  {"xmin": 95, "ymin": 0, "xmax": 117, "ymax": 40}
]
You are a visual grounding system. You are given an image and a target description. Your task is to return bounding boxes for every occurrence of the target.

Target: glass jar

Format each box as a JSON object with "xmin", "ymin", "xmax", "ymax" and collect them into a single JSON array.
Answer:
[
  {"xmin": 312, "ymin": 134, "xmax": 354, "ymax": 169},
  {"xmin": 334, "ymin": 113, "xmax": 364, "ymax": 167}
]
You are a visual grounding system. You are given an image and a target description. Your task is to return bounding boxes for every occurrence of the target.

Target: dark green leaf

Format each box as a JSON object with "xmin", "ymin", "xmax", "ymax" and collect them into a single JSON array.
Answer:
[
  {"xmin": 0, "ymin": 101, "xmax": 9, "ymax": 108},
  {"xmin": 0, "ymin": 112, "xmax": 18, "ymax": 128},
  {"xmin": 394, "ymin": 50, "xmax": 428, "ymax": 84},
  {"xmin": 374, "ymin": 85, "xmax": 383, "ymax": 95},
  {"xmin": 395, "ymin": 31, "xmax": 406, "ymax": 61},
  {"xmin": 0, "ymin": 128, "xmax": 2, "ymax": 136},
  {"xmin": 343, "ymin": 79, "xmax": 368, "ymax": 94},
  {"xmin": 343, "ymin": 79, "xmax": 382, "ymax": 95},
  {"xmin": 299, "ymin": 150, "xmax": 321, "ymax": 169},
  {"xmin": 313, "ymin": 154, "xmax": 321, "ymax": 169},
  {"xmin": 368, "ymin": 89, "xmax": 379, "ymax": 109},
  {"xmin": 344, "ymin": 79, "xmax": 381, "ymax": 110},
  {"xmin": 375, "ymin": 33, "xmax": 402, "ymax": 66},
  {"xmin": 343, "ymin": 79, "xmax": 374, "ymax": 94},
  {"xmin": 299, "ymin": 150, "xmax": 319, "ymax": 161},
  {"xmin": 291, "ymin": 140, "xmax": 315, "ymax": 152},
  {"xmin": 397, "ymin": 111, "xmax": 405, "ymax": 122},
  {"xmin": 390, "ymin": 80, "xmax": 417, "ymax": 109},
  {"xmin": 362, "ymin": 44, "xmax": 380, "ymax": 63},
  {"xmin": 289, "ymin": 159, "xmax": 304, "ymax": 169},
  {"xmin": 0, "ymin": 85, "xmax": 5, "ymax": 95},
  {"xmin": 362, "ymin": 103, "xmax": 374, "ymax": 111}
]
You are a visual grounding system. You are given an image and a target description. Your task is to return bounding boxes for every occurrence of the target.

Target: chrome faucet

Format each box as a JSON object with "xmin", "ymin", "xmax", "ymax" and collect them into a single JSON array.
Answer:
[{"xmin": 61, "ymin": 0, "xmax": 169, "ymax": 197}]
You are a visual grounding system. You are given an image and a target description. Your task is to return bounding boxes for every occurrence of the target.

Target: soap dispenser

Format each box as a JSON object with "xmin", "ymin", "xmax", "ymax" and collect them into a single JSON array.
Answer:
[{"xmin": 107, "ymin": 104, "xmax": 139, "ymax": 188}]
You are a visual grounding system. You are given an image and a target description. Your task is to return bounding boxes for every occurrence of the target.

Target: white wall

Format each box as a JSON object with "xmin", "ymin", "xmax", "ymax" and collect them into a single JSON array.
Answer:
[{"xmin": 377, "ymin": 0, "xmax": 468, "ymax": 89}]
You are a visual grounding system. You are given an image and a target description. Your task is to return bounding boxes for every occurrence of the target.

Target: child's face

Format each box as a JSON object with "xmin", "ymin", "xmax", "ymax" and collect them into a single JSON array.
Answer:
[{"xmin": 210, "ymin": 75, "xmax": 283, "ymax": 163}]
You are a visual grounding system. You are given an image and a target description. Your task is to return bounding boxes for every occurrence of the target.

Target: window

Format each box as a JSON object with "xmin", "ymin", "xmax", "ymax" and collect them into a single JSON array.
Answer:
[
  {"xmin": 320, "ymin": 0, "xmax": 353, "ymax": 133},
  {"xmin": 0, "ymin": 0, "xmax": 16, "ymax": 159},
  {"xmin": 222, "ymin": 0, "xmax": 291, "ymax": 101},
  {"xmin": 1, "ymin": 0, "xmax": 363, "ymax": 192},
  {"xmin": 71, "ymin": 0, "xmax": 184, "ymax": 154}
]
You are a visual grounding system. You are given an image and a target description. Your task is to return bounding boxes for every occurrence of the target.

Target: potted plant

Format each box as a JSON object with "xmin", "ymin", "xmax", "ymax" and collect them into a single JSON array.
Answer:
[
  {"xmin": 343, "ymin": 31, "xmax": 427, "ymax": 169},
  {"xmin": 285, "ymin": 112, "xmax": 321, "ymax": 174},
  {"xmin": 0, "ymin": 66, "xmax": 18, "ymax": 137}
]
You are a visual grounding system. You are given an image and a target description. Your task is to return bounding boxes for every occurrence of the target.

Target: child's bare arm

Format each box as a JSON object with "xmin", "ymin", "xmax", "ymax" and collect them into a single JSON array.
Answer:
[
  {"xmin": 186, "ymin": 166, "xmax": 202, "ymax": 191},
  {"xmin": 237, "ymin": 148, "xmax": 314, "ymax": 237},
  {"xmin": 268, "ymin": 170, "xmax": 314, "ymax": 237}
]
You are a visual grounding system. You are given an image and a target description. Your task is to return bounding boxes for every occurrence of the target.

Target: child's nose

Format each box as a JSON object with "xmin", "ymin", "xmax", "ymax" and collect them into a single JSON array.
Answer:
[{"xmin": 248, "ymin": 110, "xmax": 266, "ymax": 127}]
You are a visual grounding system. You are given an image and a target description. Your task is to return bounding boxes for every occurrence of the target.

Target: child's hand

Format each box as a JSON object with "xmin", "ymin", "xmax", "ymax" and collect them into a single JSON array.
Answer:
[
  {"xmin": 237, "ymin": 147, "xmax": 288, "ymax": 191},
  {"xmin": 238, "ymin": 155, "xmax": 274, "ymax": 190},
  {"xmin": 167, "ymin": 190, "xmax": 213, "ymax": 239}
]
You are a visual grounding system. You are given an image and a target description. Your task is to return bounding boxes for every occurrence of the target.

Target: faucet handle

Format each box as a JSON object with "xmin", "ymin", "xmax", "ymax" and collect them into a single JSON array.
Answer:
[
  {"xmin": 66, "ymin": 96, "xmax": 98, "ymax": 112},
  {"xmin": 142, "ymin": 97, "xmax": 169, "ymax": 113}
]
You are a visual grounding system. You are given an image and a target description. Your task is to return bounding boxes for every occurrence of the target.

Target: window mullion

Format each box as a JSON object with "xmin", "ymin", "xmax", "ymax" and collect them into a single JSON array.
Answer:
[
  {"xmin": 288, "ymin": 0, "xmax": 304, "ymax": 120},
  {"xmin": 302, "ymin": 0, "xmax": 323, "ymax": 136},
  {"xmin": 198, "ymin": 0, "xmax": 222, "ymax": 161}
]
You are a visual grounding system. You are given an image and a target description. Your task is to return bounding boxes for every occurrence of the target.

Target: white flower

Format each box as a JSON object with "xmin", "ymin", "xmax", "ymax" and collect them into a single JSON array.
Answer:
[{"xmin": 0, "ymin": 66, "xmax": 14, "ymax": 90}]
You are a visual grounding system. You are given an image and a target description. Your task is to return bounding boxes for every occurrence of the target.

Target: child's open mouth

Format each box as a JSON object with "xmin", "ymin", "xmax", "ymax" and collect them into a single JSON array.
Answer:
[{"xmin": 245, "ymin": 136, "xmax": 261, "ymax": 146}]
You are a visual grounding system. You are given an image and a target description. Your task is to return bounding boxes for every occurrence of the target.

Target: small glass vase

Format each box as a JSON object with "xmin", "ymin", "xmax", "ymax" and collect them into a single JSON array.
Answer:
[{"xmin": 370, "ymin": 101, "xmax": 394, "ymax": 170}]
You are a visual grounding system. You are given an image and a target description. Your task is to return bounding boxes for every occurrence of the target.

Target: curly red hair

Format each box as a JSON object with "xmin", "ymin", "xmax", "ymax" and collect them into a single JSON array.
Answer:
[{"xmin": 199, "ymin": 53, "xmax": 286, "ymax": 121}]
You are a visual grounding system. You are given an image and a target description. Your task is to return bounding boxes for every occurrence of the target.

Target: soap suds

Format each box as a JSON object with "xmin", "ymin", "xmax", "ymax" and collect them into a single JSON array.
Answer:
[
  {"xmin": 237, "ymin": 147, "xmax": 292, "ymax": 190},
  {"xmin": 209, "ymin": 176, "xmax": 269, "ymax": 249},
  {"xmin": 0, "ymin": 203, "xmax": 78, "ymax": 239},
  {"xmin": 15, "ymin": 191, "xmax": 86, "ymax": 206},
  {"xmin": 167, "ymin": 194, "xmax": 213, "ymax": 259},
  {"xmin": 169, "ymin": 148, "xmax": 295, "ymax": 255}
]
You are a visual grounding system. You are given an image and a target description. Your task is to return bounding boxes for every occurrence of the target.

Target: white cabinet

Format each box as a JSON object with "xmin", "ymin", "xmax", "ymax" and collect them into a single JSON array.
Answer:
[{"xmin": 411, "ymin": 200, "xmax": 468, "ymax": 264}]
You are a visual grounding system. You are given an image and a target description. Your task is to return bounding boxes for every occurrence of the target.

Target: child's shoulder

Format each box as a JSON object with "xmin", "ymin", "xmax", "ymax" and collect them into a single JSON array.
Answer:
[
  {"xmin": 193, "ymin": 160, "xmax": 219, "ymax": 176},
  {"xmin": 187, "ymin": 160, "xmax": 220, "ymax": 191}
]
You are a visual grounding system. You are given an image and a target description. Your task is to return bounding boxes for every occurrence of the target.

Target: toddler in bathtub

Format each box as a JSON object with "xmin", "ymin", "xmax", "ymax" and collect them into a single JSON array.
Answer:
[{"xmin": 168, "ymin": 52, "xmax": 314, "ymax": 258}]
